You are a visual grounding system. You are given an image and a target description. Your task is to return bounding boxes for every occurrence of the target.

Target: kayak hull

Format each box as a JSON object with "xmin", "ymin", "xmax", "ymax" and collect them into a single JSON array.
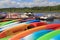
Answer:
[{"xmin": 9, "ymin": 24, "xmax": 60, "ymax": 40}]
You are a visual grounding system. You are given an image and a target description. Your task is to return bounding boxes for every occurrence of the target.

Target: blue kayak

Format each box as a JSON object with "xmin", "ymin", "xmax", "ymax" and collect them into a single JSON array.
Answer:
[
  {"xmin": 21, "ymin": 30, "xmax": 53, "ymax": 40},
  {"xmin": 25, "ymin": 20, "xmax": 40, "ymax": 24},
  {"xmin": 50, "ymin": 34, "xmax": 60, "ymax": 40}
]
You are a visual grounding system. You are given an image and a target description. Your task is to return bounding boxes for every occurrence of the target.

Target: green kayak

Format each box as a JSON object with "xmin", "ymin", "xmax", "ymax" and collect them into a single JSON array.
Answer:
[
  {"xmin": 0, "ymin": 20, "xmax": 17, "ymax": 27},
  {"xmin": 0, "ymin": 22, "xmax": 7, "ymax": 26},
  {"xmin": 37, "ymin": 30, "xmax": 60, "ymax": 40}
]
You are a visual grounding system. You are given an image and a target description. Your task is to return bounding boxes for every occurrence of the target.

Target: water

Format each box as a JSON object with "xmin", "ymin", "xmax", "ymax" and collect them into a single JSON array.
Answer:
[
  {"xmin": 19, "ymin": 12, "xmax": 60, "ymax": 24},
  {"xmin": 47, "ymin": 19, "xmax": 60, "ymax": 24},
  {"xmin": 33, "ymin": 13, "xmax": 60, "ymax": 24}
]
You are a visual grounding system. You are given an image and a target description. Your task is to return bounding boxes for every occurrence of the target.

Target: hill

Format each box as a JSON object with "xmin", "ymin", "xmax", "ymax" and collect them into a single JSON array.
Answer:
[{"xmin": 0, "ymin": 5, "xmax": 60, "ymax": 12}]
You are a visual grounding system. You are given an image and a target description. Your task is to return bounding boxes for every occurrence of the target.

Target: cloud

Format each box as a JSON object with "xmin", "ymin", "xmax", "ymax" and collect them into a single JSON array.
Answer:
[
  {"xmin": 48, "ymin": 2, "xmax": 60, "ymax": 6},
  {"xmin": 0, "ymin": 0, "xmax": 60, "ymax": 8}
]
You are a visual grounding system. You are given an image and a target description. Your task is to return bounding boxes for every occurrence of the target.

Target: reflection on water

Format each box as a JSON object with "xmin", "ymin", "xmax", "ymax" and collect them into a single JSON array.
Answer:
[
  {"xmin": 41, "ymin": 19, "xmax": 60, "ymax": 24},
  {"xmin": 48, "ymin": 19, "xmax": 60, "ymax": 24}
]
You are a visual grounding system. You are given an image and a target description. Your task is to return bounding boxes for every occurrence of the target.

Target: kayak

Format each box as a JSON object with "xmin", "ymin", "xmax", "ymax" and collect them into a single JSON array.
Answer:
[
  {"xmin": 0, "ymin": 24, "xmax": 29, "ymax": 38},
  {"xmin": 37, "ymin": 30, "xmax": 60, "ymax": 40},
  {"xmin": 19, "ymin": 20, "xmax": 40, "ymax": 24},
  {"xmin": 51, "ymin": 34, "xmax": 60, "ymax": 40},
  {"xmin": 0, "ymin": 20, "xmax": 16, "ymax": 27},
  {"xmin": 25, "ymin": 20, "xmax": 40, "ymax": 24},
  {"xmin": 0, "ymin": 22, "xmax": 19, "ymax": 28},
  {"xmin": 25, "ymin": 22, "xmax": 47, "ymax": 30},
  {"xmin": 9, "ymin": 25, "xmax": 46, "ymax": 40},
  {"xmin": 0, "ymin": 22, "xmax": 7, "ymax": 26},
  {"xmin": 21, "ymin": 30, "xmax": 53, "ymax": 40},
  {"xmin": 0, "ymin": 23, "xmax": 38, "ymax": 40},
  {"xmin": 20, "ymin": 19, "xmax": 40, "ymax": 22},
  {"xmin": 9, "ymin": 24, "xmax": 60, "ymax": 40},
  {"xmin": 0, "ymin": 22, "xmax": 47, "ymax": 40},
  {"xmin": 0, "ymin": 22, "xmax": 47, "ymax": 38},
  {"xmin": 45, "ymin": 24, "xmax": 60, "ymax": 30},
  {"xmin": 0, "ymin": 22, "xmax": 19, "ymax": 32},
  {"xmin": 0, "ymin": 20, "xmax": 41, "ymax": 32},
  {"xmin": 30, "ymin": 22, "xmax": 47, "ymax": 27}
]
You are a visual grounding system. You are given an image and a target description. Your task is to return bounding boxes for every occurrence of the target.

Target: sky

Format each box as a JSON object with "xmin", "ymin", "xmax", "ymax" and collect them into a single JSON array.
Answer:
[{"xmin": 0, "ymin": 0, "xmax": 60, "ymax": 8}]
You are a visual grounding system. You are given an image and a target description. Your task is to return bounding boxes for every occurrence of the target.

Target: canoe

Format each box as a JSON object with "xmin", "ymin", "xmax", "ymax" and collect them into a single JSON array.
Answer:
[
  {"xmin": 9, "ymin": 24, "xmax": 60, "ymax": 40},
  {"xmin": 0, "ymin": 20, "xmax": 16, "ymax": 27},
  {"xmin": 21, "ymin": 30, "xmax": 53, "ymax": 40},
  {"xmin": 37, "ymin": 30, "xmax": 60, "ymax": 40}
]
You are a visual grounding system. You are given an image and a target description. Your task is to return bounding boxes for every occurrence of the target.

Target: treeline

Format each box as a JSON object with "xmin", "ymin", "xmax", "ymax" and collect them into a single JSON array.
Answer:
[{"xmin": 0, "ymin": 5, "xmax": 60, "ymax": 12}]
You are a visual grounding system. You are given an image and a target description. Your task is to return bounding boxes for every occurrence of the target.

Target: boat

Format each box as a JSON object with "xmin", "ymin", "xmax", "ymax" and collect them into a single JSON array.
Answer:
[
  {"xmin": 0, "ymin": 24, "xmax": 29, "ymax": 38},
  {"xmin": 0, "ymin": 20, "xmax": 40, "ymax": 32},
  {"xmin": 26, "ymin": 22, "xmax": 47, "ymax": 29},
  {"xmin": 29, "ymin": 22, "xmax": 47, "ymax": 27},
  {"xmin": 0, "ymin": 22, "xmax": 47, "ymax": 40},
  {"xmin": 21, "ymin": 30, "xmax": 53, "ymax": 40},
  {"xmin": 23, "ymin": 20, "xmax": 40, "ymax": 24},
  {"xmin": 0, "ymin": 22, "xmax": 19, "ymax": 32},
  {"xmin": 9, "ymin": 24, "xmax": 60, "ymax": 40},
  {"xmin": 0, "ymin": 22, "xmax": 47, "ymax": 37},
  {"xmin": 37, "ymin": 30, "xmax": 60, "ymax": 40},
  {"xmin": 0, "ymin": 20, "xmax": 16, "ymax": 27},
  {"xmin": 20, "ymin": 19, "xmax": 40, "ymax": 23},
  {"xmin": 40, "ymin": 15, "xmax": 55, "ymax": 21},
  {"xmin": 40, "ymin": 16, "xmax": 48, "ymax": 20}
]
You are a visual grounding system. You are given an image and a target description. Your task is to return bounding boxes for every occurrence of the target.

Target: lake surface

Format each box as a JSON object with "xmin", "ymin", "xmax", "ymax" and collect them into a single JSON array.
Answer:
[
  {"xmin": 41, "ymin": 19, "xmax": 60, "ymax": 24},
  {"xmin": 33, "ymin": 13, "xmax": 60, "ymax": 24}
]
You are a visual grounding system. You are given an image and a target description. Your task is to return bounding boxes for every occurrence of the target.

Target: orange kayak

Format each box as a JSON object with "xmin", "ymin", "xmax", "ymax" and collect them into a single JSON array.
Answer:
[
  {"xmin": 9, "ymin": 24, "xmax": 60, "ymax": 40},
  {"xmin": 0, "ymin": 24, "xmax": 29, "ymax": 38},
  {"xmin": 0, "ymin": 22, "xmax": 47, "ymax": 38}
]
